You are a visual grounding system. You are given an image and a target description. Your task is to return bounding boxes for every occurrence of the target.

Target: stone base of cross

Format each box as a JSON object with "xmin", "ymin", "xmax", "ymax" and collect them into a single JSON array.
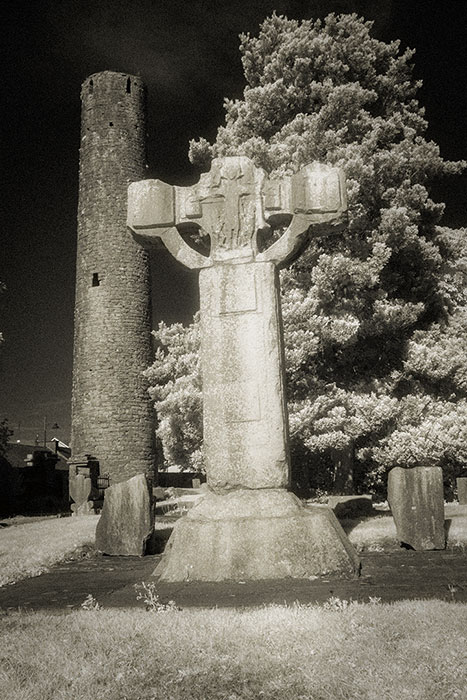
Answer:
[{"xmin": 128, "ymin": 156, "xmax": 360, "ymax": 581}]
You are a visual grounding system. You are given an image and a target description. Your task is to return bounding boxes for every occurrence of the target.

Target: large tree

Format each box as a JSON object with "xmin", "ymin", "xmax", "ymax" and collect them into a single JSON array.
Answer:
[{"xmin": 147, "ymin": 13, "xmax": 466, "ymax": 494}]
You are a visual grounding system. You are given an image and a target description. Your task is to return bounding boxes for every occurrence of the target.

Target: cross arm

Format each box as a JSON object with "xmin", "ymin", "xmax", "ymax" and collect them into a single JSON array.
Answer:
[
  {"xmin": 257, "ymin": 163, "xmax": 348, "ymax": 268},
  {"xmin": 127, "ymin": 180, "xmax": 211, "ymax": 270}
]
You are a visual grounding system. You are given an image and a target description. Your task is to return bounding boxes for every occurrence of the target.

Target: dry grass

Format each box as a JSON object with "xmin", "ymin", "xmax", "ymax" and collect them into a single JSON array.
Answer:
[
  {"xmin": 0, "ymin": 516, "xmax": 99, "ymax": 586},
  {"xmin": 344, "ymin": 513, "xmax": 399, "ymax": 551},
  {"xmin": 1, "ymin": 600, "xmax": 466, "ymax": 699}
]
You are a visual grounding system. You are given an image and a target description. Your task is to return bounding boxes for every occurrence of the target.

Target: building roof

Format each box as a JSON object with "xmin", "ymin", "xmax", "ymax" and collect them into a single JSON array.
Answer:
[{"xmin": 2, "ymin": 443, "xmax": 69, "ymax": 470}]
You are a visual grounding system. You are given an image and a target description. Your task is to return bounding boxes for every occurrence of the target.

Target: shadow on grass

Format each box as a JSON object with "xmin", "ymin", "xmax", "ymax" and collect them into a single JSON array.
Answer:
[
  {"xmin": 339, "ymin": 516, "xmax": 368, "ymax": 536},
  {"xmin": 339, "ymin": 512, "xmax": 393, "ymax": 536},
  {"xmin": 147, "ymin": 525, "xmax": 174, "ymax": 554}
]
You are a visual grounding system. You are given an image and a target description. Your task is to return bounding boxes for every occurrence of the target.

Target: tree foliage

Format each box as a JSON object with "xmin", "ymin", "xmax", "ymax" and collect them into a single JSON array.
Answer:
[
  {"xmin": 145, "ymin": 315, "xmax": 203, "ymax": 472},
  {"xmin": 148, "ymin": 13, "xmax": 467, "ymax": 492}
]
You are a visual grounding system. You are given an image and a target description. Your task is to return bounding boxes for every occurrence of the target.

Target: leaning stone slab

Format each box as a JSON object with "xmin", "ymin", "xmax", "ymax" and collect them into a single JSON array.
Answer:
[
  {"xmin": 388, "ymin": 466, "xmax": 445, "ymax": 550},
  {"xmin": 154, "ymin": 489, "xmax": 360, "ymax": 582},
  {"xmin": 457, "ymin": 478, "xmax": 467, "ymax": 505},
  {"xmin": 95, "ymin": 474, "xmax": 153, "ymax": 555}
]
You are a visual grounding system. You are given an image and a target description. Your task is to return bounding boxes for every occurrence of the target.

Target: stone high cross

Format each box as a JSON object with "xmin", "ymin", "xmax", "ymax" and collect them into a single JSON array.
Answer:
[
  {"xmin": 128, "ymin": 157, "xmax": 347, "ymax": 490},
  {"xmin": 128, "ymin": 156, "xmax": 360, "ymax": 581}
]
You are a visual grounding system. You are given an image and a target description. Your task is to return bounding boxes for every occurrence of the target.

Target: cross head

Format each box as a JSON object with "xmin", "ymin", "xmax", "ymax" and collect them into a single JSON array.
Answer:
[{"xmin": 127, "ymin": 156, "xmax": 347, "ymax": 268}]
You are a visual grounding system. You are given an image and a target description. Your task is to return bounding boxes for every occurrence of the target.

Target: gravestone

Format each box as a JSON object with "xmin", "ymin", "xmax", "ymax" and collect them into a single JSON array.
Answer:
[
  {"xmin": 95, "ymin": 473, "xmax": 153, "ymax": 555},
  {"xmin": 68, "ymin": 455, "xmax": 100, "ymax": 515},
  {"xmin": 388, "ymin": 466, "xmax": 445, "ymax": 550},
  {"xmin": 128, "ymin": 156, "xmax": 360, "ymax": 581},
  {"xmin": 457, "ymin": 477, "xmax": 467, "ymax": 505}
]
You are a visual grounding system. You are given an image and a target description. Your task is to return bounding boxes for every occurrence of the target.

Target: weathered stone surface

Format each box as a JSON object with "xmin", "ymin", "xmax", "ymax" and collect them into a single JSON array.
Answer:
[
  {"xmin": 457, "ymin": 478, "xmax": 467, "ymax": 505},
  {"xmin": 69, "ymin": 473, "xmax": 93, "ymax": 515},
  {"xmin": 155, "ymin": 490, "xmax": 360, "ymax": 581},
  {"xmin": 155, "ymin": 493, "xmax": 203, "ymax": 515},
  {"xmin": 95, "ymin": 474, "xmax": 153, "ymax": 555},
  {"xmin": 129, "ymin": 156, "xmax": 358, "ymax": 581},
  {"xmin": 388, "ymin": 467, "xmax": 445, "ymax": 550},
  {"xmin": 200, "ymin": 262, "xmax": 289, "ymax": 490},
  {"xmin": 69, "ymin": 455, "xmax": 100, "ymax": 515},
  {"xmin": 327, "ymin": 494, "xmax": 374, "ymax": 518}
]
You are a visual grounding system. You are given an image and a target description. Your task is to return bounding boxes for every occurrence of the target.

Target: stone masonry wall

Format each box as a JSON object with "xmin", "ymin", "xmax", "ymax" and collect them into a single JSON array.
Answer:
[{"xmin": 71, "ymin": 71, "xmax": 155, "ymax": 484}]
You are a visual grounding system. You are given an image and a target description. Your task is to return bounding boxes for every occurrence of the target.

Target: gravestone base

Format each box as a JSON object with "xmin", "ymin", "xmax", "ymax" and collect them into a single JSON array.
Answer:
[
  {"xmin": 154, "ymin": 489, "xmax": 360, "ymax": 582},
  {"xmin": 72, "ymin": 500, "xmax": 96, "ymax": 516}
]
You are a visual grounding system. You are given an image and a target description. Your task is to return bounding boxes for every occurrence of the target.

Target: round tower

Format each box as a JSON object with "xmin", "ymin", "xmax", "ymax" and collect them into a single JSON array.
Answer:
[{"xmin": 71, "ymin": 71, "xmax": 155, "ymax": 484}]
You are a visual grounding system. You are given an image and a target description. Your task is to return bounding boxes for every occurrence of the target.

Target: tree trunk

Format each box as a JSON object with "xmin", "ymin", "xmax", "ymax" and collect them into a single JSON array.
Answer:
[{"xmin": 330, "ymin": 443, "xmax": 354, "ymax": 494}]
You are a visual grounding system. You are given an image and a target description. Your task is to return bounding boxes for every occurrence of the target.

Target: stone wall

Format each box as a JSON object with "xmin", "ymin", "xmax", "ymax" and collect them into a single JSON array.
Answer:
[{"xmin": 71, "ymin": 71, "xmax": 155, "ymax": 484}]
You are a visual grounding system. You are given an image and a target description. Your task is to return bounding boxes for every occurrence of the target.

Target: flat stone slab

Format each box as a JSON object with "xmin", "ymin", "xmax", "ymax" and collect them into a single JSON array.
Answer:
[
  {"xmin": 327, "ymin": 495, "xmax": 374, "ymax": 518},
  {"xmin": 155, "ymin": 494, "xmax": 203, "ymax": 516},
  {"xmin": 388, "ymin": 467, "xmax": 445, "ymax": 550},
  {"xmin": 154, "ymin": 487, "xmax": 204, "ymax": 500},
  {"xmin": 95, "ymin": 474, "xmax": 153, "ymax": 555}
]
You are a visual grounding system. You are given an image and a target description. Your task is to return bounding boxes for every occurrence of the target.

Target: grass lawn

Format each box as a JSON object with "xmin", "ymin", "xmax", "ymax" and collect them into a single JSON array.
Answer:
[
  {"xmin": 1, "ymin": 600, "xmax": 466, "ymax": 699},
  {"xmin": 0, "ymin": 515, "xmax": 99, "ymax": 586},
  {"xmin": 1, "ymin": 508, "xmax": 467, "ymax": 698},
  {"xmin": 344, "ymin": 504, "xmax": 467, "ymax": 552}
]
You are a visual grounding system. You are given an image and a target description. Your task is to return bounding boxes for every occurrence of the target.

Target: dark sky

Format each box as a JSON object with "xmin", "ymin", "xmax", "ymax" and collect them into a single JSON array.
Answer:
[{"xmin": 1, "ymin": 0, "xmax": 466, "ymax": 445}]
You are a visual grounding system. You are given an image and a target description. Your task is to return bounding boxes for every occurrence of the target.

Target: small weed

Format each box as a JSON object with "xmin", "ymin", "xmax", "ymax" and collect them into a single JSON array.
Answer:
[
  {"xmin": 307, "ymin": 489, "xmax": 329, "ymax": 504},
  {"xmin": 134, "ymin": 581, "xmax": 180, "ymax": 612},
  {"xmin": 447, "ymin": 584, "xmax": 459, "ymax": 601},
  {"xmin": 323, "ymin": 596, "xmax": 351, "ymax": 612},
  {"xmin": 64, "ymin": 543, "xmax": 97, "ymax": 562},
  {"xmin": 81, "ymin": 594, "xmax": 101, "ymax": 611},
  {"xmin": 450, "ymin": 541, "xmax": 467, "ymax": 554},
  {"xmin": 323, "ymin": 595, "xmax": 381, "ymax": 610}
]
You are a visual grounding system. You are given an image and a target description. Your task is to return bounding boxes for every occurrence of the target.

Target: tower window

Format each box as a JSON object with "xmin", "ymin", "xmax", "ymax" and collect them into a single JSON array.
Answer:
[
  {"xmin": 126, "ymin": 77, "xmax": 131, "ymax": 94},
  {"xmin": 92, "ymin": 273, "xmax": 100, "ymax": 287},
  {"xmin": 109, "ymin": 122, "xmax": 113, "ymax": 127},
  {"xmin": 89, "ymin": 79, "xmax": 94, "ymax": 94}
]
